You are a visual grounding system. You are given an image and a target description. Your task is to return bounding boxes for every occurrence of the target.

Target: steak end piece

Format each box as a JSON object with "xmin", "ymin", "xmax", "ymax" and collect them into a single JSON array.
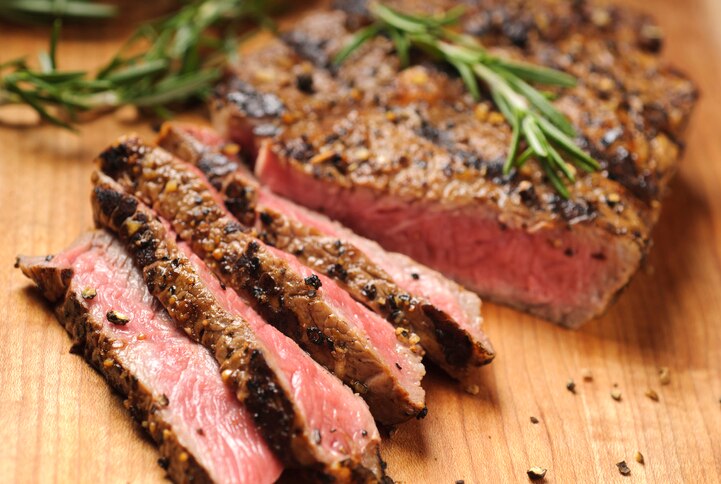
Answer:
[{"xmin": 17, "ymin": 231, "xmax": 283, "ymax": 484}]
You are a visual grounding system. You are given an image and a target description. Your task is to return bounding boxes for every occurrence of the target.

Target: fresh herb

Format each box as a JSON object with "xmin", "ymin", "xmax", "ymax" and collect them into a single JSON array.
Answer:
[
  {"xmin": 335, "ymin": 2, "xmax": 599, "ymax": 197},
  {"xmin": 80, "ymin": 286, "xmax": 97, "ymax": 299},
  {"xmin": 526, "ymin": 467, "xmax": 547, "ymax": 480},
  {"xmin": 0, "ymin": 0, "xmax": 117, "ymax": 23},
  {"xmin": 0, "ymin": 0, "xmax": 272, "ymax": 129},
  {"xmin": 616, "ymin": 461, "xmax": 631, "ymax": 476}
]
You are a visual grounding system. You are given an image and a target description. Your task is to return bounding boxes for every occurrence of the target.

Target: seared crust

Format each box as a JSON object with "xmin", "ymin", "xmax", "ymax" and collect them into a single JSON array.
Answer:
[
  {"xmin": 95, "ymin": 135, "xmax": 425, "ymax": 425},
  {"xmin": 90, "ymin": 175, "xmax": 385, "ymax": 481},
  {"xmin": 157, "ymin": 123, "xmax": 495, "ymax": 384},
  {"xmin": 17, "ymin": 243, "xmax": 212, "ymax": 484}
]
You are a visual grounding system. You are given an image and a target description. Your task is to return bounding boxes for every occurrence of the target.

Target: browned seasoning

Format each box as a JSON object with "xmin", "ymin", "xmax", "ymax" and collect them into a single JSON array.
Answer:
[
  {"xmin": 611, "ymin": 389, "xmax": 622, "ymax": 401},
  {"xmin": 659, "ymin": 367, "xmax": 671, "ymax": 385},
  {"xmin": 581, "ymin": 368, "xmax": 593, "ymax": 382},
  {"xmin": 617, "ymin": 461, "xmax": 631, "ymax": 476},
  {"xmin": 634, "ymin": 451, "xmax": 645, "ymax": 465},
  {"xmin": 526, "ymin": 467, "xmax": 547, "ymax": 480},
  {"xmin": 645, "ymin": 389, "xmax": 660, "ymax": 402},
  {"xmin": 106, "ymin": 310, "xmax": 130, "ymax": 325},
  {"xmin": 530, "ymin": 416, "xmax": 539, "ymax": 424},
  {"xmin": 566, "ymin": 379, "xmax": 577, "ymax": 394}
]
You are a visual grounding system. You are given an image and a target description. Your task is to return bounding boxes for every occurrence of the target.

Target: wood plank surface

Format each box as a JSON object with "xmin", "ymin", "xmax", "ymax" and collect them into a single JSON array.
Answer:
[{"xmin": 1, "ymin": 1, "xmax": 720, "ymax": 482}]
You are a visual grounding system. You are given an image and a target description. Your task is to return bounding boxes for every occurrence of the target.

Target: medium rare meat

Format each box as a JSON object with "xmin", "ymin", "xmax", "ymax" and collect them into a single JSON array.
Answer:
[
  {"xmin": 16, "ymin": 231, "xmax": 283, "ymax": 484},
  {"xmin": 157, "ymin": 122, "xmax": 494, "ymax": 389},
  {"xmin": 95, "ymin": 137, "xmax": 426, "ymax": 425},
  {"xmin": 91, "ymin": 176, "xmax": 387, "ymax": 481},
  {"xmin": 212, "ymin": 4, "xmax": 697, "ymax": 327}
]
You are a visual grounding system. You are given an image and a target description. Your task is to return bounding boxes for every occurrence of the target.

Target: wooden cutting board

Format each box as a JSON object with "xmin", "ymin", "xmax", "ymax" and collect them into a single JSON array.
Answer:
[{"xmin": 2, "ymin": 1, "xmax": 720, "ymax": 482}]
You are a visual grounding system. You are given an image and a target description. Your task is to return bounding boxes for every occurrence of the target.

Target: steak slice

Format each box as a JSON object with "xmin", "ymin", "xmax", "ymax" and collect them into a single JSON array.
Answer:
[
  {"xmin": 157, "ymin": 122, "xmax": 494, "ymax": 389},
  {"xmin": 90, "ymin": 175, "xmax": 386, "ymax": 481},
  {"xmin": 16, "ymin": 231, "xmax": 283, "ymax": 483},
  {"xmin": 95, "ymin": 137, "xmax": 426, "ymax": 425},
  {"xmin": 211, "ymin": 6, "xmax": 697, "ymax": 327}
]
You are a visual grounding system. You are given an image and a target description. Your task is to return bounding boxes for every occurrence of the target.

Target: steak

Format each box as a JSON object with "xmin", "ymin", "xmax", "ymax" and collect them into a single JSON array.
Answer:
[
  {"xmin": 90, "ymin": 176, "xmax": 387, "ymax": 481},
  {"xmin": 211, "ymin": 4, "xmax": 697, "ymax": 327},
  {"xmin": 157, "ymin": 122, "xmax": 494, "ymax": 389},
  {"xmin": 16, "ymin": 231, "xmax": 283, "ymax": 484},
  {"xmin": 95, "ymin": 136, "xmax": 426, "ymax": 425}
]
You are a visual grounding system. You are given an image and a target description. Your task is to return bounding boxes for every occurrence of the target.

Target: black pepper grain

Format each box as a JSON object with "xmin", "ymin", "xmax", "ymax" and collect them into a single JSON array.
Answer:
[{"xmin": 304, "ymin": 274, "xmax": 322, "ymax": 289}]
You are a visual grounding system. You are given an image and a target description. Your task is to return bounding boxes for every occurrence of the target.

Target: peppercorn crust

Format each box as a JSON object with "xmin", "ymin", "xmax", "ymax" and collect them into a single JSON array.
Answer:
[
  {"xmin": 90, "ymin": 174, "xmax": 386, "ymax": 482},
  {"xmin": 94, "ymin": 136, "xmax": 426, "ymax": 425},
  {"xmin": 157, "ymin": 122, "xmax": 495, "ymax": 387}
]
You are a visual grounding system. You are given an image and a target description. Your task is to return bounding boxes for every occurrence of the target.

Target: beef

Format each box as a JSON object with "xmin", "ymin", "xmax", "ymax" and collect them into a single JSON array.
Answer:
[
  {"xmin": 16, "ymin": 231, "xmax": 283, "ymax": 484},
  {"xmin": 211, "ymin": 5, "xmax": 697, "ymax": 327},
  {"xmin": 94, "ymin": 136, "xmax": 426, "ymax": 425},
  {"xmin": 157, "ymin": 122, "xmax": 494, "ymax": 389},
  {"xmin": 90, "ymin": 176, "xmax": 387, "ymax": 481}
]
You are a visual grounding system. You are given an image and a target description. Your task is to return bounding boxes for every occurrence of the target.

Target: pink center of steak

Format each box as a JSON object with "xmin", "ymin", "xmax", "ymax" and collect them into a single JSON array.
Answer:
[
  {"xmin": 178, "ymin": 244, "xmax": 381, "ymax": 461},
  {"xmin": 53, "ymin": 237, "xmax": 282, "ymax": 484},
  {"xmin": 256, "ymin": 145, "xmax": 620, "ymax": 323},
  {"xmin": 266, "ymin": 244, "xmax": 425, "ymax": 401},
  {"xmin": 257, "ymin": 184, "xmax": 484, "ymax": 336}
]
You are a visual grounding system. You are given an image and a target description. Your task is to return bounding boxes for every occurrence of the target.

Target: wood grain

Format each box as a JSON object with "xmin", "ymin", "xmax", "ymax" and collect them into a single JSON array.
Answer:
[{"xmin": 1, "ymin": 1, "xmax": 720, "ymax": 482}]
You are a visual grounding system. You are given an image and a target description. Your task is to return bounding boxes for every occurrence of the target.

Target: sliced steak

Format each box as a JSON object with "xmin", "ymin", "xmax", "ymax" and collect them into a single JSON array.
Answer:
[
  {"xmin": 16, "ymin": 231, "xmax": 283, "ymax": 484},
  {"xmin": 90, "ymin": 175, "xmax": 386, "ymax": 481},
  {"xmin": 211, "ymin": 6, "xmax": 697, "ymax": 327},
  {"xmin": 158, "ymin": 122, "xmax": 494, "ymax": 389},
  {"xmin": 94, "ymin": 137, "xmax": 426, "ymax": 425}
]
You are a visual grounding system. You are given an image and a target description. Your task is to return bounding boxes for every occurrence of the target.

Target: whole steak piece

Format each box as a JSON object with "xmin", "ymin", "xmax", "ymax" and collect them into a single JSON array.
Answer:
[{"xmin": 212, "ymin": 2, "xmax": 697, "ymax": 327}]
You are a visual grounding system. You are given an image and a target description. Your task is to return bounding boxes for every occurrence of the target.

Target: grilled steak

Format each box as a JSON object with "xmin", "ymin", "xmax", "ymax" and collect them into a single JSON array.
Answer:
[
  {"xmin": 95, "ymin": 137, "xmax": 426, "ymax": 424},
  {"xmin": 91, "ymin": 175, "xmax": 387, "ymax": 481},
  {"xmin": 212, "ymin": 4, "xmax": 697, "ymax": 327},
  {"xmin": 16, "ymin": 231, "xmax": 283, "ymax": 484},
  {"xmin": 157, "ymin": 122, "xmax": 494, "ymax": 389}
]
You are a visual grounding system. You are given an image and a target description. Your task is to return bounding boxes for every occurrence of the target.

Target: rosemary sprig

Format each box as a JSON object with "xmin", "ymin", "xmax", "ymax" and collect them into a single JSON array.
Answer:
[
  {"xmin": 335, "ymin": 3, "xmax": 600, "ymax": 197},
  {"xmin": 0, "ymin": 0, "xmax": 271, "ymax": 129},
  {"xmin": 0, "ymin": 0, "xmax": 118, "ymax": 23}
]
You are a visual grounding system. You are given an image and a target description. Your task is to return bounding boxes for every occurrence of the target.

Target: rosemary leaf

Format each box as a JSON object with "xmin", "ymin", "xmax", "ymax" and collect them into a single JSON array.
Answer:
[{"xmin": 333, "ymin": 1, "xmax": 600, "ymax": 196}]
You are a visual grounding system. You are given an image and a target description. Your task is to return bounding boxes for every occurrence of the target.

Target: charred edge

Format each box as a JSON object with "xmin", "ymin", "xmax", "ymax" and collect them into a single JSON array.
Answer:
[
  {"xmin": 223, "ymin": 179, "xmax": 257, "ymax": 227},
  {"xmin": 55, "ymin": 291, "xmax": 213, "ymax": 483},
  {"xmin": 93, "ymin": 185, "xmax": 139, "ymax": 230},
  {"xmin": 422, "ymin": 304, "xmax": 475, "ymax": 368},
  {"xmin": 242, "ymin": 348, "xmax": 303, "ymax": 468},
  {"xmin": 98, "ymin": 140, "xmax": 138, "ymax": 179}
]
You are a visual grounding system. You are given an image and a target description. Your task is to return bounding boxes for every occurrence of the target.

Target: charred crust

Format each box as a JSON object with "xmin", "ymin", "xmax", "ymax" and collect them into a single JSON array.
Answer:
[
  {"xmin": 94, "ymin": 186, "xmax": 138, "ymax": 227},
  {"xmin": 242, "ymin": 348, "xmax": 298, "ymax": 465},
  {"xmin": 98, "ymin": 142, "xmax": 134, "ymax": 178},
  {"xmin": 225, "ymin": 80, "xmax": 285, "ymax": 118},
  {"xmin": 422, "ymin": 304, "xmax": 475, "ymax": 368}
]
